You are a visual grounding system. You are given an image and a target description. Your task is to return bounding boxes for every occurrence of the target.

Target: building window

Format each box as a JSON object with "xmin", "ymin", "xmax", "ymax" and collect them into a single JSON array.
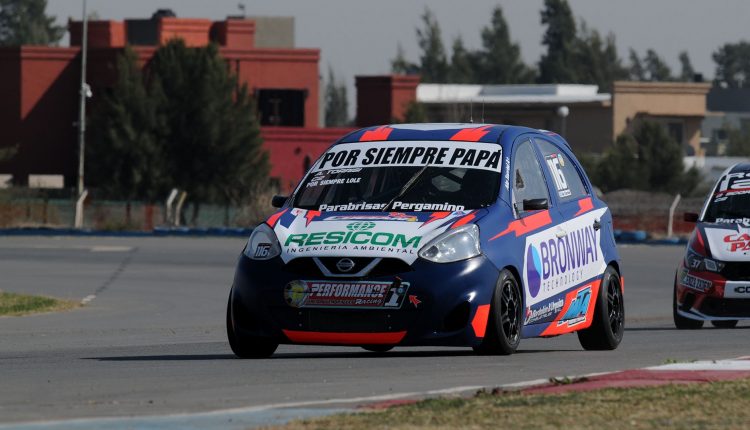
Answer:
[{"xmin": 256, "ymin": 89, "xmax": 306, "ymax": 126}]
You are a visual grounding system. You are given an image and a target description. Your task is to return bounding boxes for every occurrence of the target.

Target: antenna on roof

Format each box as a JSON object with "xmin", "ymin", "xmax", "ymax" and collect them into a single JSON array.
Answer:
[
  {"xmin": 469, "ymin": 100, "xmax": 474, "ymax": 124},
  {"xmin": 481, "ymin": 98, "xmax": 485, "ymax": 123}
]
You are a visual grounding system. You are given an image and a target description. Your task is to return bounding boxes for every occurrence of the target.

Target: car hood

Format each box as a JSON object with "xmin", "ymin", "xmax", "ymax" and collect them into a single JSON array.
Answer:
[
  {"xmin": 271, "ymin": 209, "xmax": 481, "ymax": 264},
  {"xmin": 701, "ymin": 221, "xmax": 750, "ymax": 262}
]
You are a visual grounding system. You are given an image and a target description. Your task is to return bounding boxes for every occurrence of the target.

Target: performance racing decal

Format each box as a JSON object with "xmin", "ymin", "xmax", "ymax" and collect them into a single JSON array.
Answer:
[{"xmin": 284, "ymin": 280, "xmax": 409, "ymax": 309}]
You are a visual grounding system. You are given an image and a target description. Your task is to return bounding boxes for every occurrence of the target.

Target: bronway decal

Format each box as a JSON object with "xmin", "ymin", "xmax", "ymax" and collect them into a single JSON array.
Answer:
[
  {"xmin": 714, "ymin": 171, "xmax": 750, "ymax": 202},
  {"xmin": 545, "ymin": 153, "xmax": 571, "ymax": 198},
  {"xmin": 523, "ymin": 208, "xmax": 607, "ymax": 307},
  {"xmin": 311, "ymin": 141, "xmax": 502, "ymax": 173},
  {"xmin": 284, "ymin": 280, "xmax": 408, "ymax": 309}
]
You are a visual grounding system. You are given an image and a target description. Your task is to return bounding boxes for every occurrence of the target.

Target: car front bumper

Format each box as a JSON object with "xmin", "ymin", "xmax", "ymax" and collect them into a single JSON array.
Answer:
[
  {"xmin": 675, "ymin": 266, "xmax": 750, "ymax": 320},
  {"xmin": 229, "ymin": 254, "xmax": 501, "ymax": 347}
]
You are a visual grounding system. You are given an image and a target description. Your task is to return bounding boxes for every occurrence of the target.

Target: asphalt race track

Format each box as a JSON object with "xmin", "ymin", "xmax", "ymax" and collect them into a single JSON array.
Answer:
[{"xmin": 1, "ymin": 237, "xmax": 748, "ymax": 425}]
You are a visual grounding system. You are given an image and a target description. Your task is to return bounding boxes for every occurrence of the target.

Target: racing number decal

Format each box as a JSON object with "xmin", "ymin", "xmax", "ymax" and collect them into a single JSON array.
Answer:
[{"xmin": 545, "ymin": 154, "xmax": 571, "ymax": 198}]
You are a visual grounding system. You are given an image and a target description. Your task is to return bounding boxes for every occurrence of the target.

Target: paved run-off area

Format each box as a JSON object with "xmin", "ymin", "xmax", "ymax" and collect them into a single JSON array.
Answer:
[{"xmin": 0, "ymin": 237, "xmax": 748, "ymax": 426}]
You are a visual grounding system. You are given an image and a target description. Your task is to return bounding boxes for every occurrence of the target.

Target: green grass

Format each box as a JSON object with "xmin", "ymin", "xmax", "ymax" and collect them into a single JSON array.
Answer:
[
  {"xmin": 0, "ymin": 291, "xmax": 76, "ymax": 316},
  {"xmin": 271, "ymin": 378, "xmax": 750, "ymax": 430}
]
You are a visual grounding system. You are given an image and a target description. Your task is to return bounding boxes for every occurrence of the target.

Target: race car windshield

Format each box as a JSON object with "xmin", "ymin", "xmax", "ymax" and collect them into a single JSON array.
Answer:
[
  {"xmin": 704, "ymin": 191, "xmax": 750, "ymax": 223},
  {"xmin": 293, "ymin": 141, "xmax": 502, "ymax": 212}
]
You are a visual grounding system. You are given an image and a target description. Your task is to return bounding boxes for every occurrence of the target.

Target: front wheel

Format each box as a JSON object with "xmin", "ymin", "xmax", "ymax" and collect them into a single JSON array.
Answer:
[
  {"xmin": 473, "ymin": 269, "xmax": 523, "ymax": 355},
  {"xmin": 577, "ymin": 265, "xmax": 624, "ymax": 350},
  {"xmin": 711, "ymin": 320, "xmax": 738, "ymax": 328},
  {"xmin": 227, "ymin": 291, "xmax": 278, "ymax": 358}
]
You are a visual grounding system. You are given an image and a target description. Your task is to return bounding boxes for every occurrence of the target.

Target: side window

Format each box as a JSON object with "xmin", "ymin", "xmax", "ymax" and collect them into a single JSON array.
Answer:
[
  {"xmin": 513, "ymin": 140, "xmax": 550, "ymax": 214},
  {"xmin": 535, "ymin": 139, "xmax": 588, "ymax": 202}
]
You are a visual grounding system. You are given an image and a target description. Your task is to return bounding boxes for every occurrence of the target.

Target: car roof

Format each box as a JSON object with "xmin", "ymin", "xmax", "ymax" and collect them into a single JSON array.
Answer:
[
  {"xmin": 727, "ymin": 162, "xmax": 750, "ymax": 175},
  {"xmin": 337, "ymin": 123, "xmax": 554, "ymax": 146}
]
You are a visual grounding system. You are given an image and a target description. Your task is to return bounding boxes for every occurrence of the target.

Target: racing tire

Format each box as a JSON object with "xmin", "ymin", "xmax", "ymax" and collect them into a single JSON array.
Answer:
[
  {"xmin": 473, "ymin": 269, "xmax": 523, "ymax": 356},
  {"xmin": 361, "ymin": 345, "xmax": 394, "ymax": 353},
  {"xmin": 711, "ymin": 320, "xmax": 738, "ymax": 329},
  {"xmin": 226, "ymin": 292, "xmax": 279, "ymax": 358},
  {"xmin": 577, "ymin": 266, "xmax": 624, "ymax": 351},
  {"xmin": 672, "ymin": 281, "xmax": 704, "ymax": 330}
]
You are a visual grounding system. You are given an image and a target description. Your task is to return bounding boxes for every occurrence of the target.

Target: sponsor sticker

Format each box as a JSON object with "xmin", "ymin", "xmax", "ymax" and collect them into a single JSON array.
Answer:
[
  {"xmin": 725, "ymin": 283, "xmax": 750, "ymax": 298},
  {"xmin": 323, "ymin": 213, "xmax": 419, "ymax": 222},
  {"xmin": 556, "ymin": 285, "xmax": 592, "ymax": 328},
  {"xmin": 283, "ymin": 280, "xmax": 409, "ymax": 309},
  {"xmin": 284, "ymin": 221, "xmax": 422, "ymax": 254},
  {"xmin": 311, "ymin": 141, "xmax": 502, "ymax": 173},
  {"xmin": 714, "ymin": 171, "xmax": 750, "ymax": 202},
  {"xmin": 254, "ymin": 243, "xmax": 272, "ymax": 258},
  {"xmin": 525, "ymin": 297, "xmax": 565, "ymax": 325},
  {"xmin": 681, "ymin": 271, "xmax": 711, "ymax": 292},
  {"xmin": 523, "ymin": 209, "xmax": 606, "ymax": 307},
  {"xmin": 716, "ymin": 217, "xmax": 750, "ymax": 224},
  {"xmin": 724, "ymin": 233, "xmax": 750, "ymax": 252}
]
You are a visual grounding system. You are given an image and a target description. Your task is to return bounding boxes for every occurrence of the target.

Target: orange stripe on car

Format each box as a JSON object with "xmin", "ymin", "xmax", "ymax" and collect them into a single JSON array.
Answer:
[
  {"xmin": 451, "ymin": 212, "xmax": 476, "ymax": 229},
  {"xmin": 360, "ymin": 126, "xmax": 393, "ymax": 142},
  {"xmin": 574, "ymin": 197, "xmax": 594, "ymax": 216},
  {"xmin": 471, "ymin": 304, "xmax": 491, "ymax": 338},
  {"xmin": 266, "ymin": 208, "xmax": 288, "ymax": 227},
  {"xmin": 449, "ymin": 125, "xmax": 493, "ymax": 142},
  {"xmin": 490, "ymin": 210, "xmax": 552, "ymax": 240}
]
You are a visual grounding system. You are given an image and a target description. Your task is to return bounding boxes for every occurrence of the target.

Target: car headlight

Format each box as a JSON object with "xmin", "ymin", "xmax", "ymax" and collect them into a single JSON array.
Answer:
[
  {"xmin": 685, "ymin": 250, "xmax": 724, "ymax": 272},
  {"xmin": 243, "ymin": 223, "xmax": 281, "ymax": 260},
  {"xmin": 419, "ymin": 224, "xmax": 481, "ymax": 263}
]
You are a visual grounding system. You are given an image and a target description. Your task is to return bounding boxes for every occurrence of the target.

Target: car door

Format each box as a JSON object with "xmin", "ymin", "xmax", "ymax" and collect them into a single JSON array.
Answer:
[{"xmin": 531, "ymin": 137, "xmax": 608, "ymax": 328}]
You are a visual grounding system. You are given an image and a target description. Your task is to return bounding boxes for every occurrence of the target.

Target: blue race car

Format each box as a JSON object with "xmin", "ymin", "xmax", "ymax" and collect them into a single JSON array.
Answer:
[{"xmin": 228, "ymin": 123, "xmax": 624, "ymax": 357}]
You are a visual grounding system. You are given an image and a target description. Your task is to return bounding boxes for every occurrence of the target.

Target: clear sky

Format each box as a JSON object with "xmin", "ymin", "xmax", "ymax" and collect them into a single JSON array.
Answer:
[{"xmin": 48, "ymin": 0, "xmax": 750, "ymax": 112}]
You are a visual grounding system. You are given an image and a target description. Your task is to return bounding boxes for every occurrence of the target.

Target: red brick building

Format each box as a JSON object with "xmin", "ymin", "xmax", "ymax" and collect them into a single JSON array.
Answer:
[{"xmin": 0, "ymin": 14, "xmax": 358, "ymax": 192}]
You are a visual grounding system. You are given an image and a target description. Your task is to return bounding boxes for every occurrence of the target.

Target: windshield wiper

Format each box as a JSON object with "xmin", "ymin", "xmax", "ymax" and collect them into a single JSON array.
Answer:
[{"xmin": 383, "ymin": 164, "xmax": 430, "ymax": 211}]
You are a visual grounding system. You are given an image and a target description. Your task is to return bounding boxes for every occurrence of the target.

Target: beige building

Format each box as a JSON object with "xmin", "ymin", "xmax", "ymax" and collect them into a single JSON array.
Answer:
[{"xmin": 416, "ymin": 81, "xmax": 711, "ymax": 155}]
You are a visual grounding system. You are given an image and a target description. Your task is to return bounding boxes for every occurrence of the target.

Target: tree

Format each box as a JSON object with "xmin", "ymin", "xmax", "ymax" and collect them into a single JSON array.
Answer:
[
  {"xmin": 538, "ymin": 0, "xmax": 578, "ymax": 83},
  {"xmin": 415, "ymin": 7, "xmax": 449, "ymax": 83},
  {"xmin": 88, "ymin": 47, "xmax": 165, "ymax": 204},
  {"xmin": 0, "ymin": 0, "xmax": 63, "ymax": 46},
  {"xmin": 644, "ymin": 49, "xmax": 672, "ymax": 81},
  {"xmin": 629, "ymin": 49, "xmax": 673, "ymax": 81},
  {"xmin": 593, "ymin": 121, "xmax": 699, "ymax": 194},
  {"xmin": 679, "ymin": 51, "xmax": 695, "ymax": 81},
  {"xmin": 476, "ymin": 6, "xmax": 535, "ymax": 84},
  {"xmin": 628, "ymin": 48, "xmax": 646, "ymax": 81},
  {"xmin": 324, "ymin": 66, "xmax": 349, "ymax": 127},
  {"xmin": 391, "ymin": 43, "xmax": 419, "ymax": 75},
  {"xmin": 573, "ymin": 22, "xmax": 628, "ymax": 91},
  {"xmin": 148, "ymin": 40, "xmax": 268, "ymax": 217},
  {"xmin": 713, "ymin": 41, "xmax": 750, "ymax": 88},
  {"xmin": 448, "ymin": 36, "xmax": 475, "ymax": 83},
  {"xmin": 725, "ymin": 126, "xmax": 750, "ymax": 156}
]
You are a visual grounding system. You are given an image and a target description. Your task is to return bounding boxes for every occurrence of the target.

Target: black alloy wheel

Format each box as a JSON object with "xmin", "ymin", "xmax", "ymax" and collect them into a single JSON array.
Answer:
[
  {"xmin": 474, "ymin": 269, "xmax": 523, "ymax": 355},
  {"xmin": 578, "ymin": 265, "xmax": 625, "ymax": 350}
]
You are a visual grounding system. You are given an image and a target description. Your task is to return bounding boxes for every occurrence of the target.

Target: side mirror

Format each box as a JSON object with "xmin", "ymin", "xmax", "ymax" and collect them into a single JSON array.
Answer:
[
  {"xmin": 271, "ymin": 195, "xmax": 288, "ymax": 208},
  {"xmin": 684, "ymin": 212, "xmax": 699, "ymax": 223},
  {"xmin": 523, "ymin": 198, "xmax": 549, "ymax": 211}
]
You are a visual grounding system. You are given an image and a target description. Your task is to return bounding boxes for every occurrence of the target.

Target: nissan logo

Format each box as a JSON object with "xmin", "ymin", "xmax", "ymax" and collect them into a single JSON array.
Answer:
[{"xmin": 336, "ymin": 258, "xmax": 355, "ymax": 272}]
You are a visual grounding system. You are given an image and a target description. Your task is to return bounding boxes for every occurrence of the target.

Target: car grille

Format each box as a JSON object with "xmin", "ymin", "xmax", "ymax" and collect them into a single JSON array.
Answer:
[
  {"xmin": 720, "ymin": 262, "xmax": 750, "ymax": 281},
  {"xmin": 699, "ymin": 297, "xmax": 750, "ymax": 318},
  {"xmin": 283, "ymin": 257, "xmax": 412, "ymax": 278}
]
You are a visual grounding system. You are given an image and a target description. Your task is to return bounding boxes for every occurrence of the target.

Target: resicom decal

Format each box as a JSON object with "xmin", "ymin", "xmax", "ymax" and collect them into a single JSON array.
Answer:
[
  {"xmin": 523, "ymin": 210, "xmax": 607, "ymax": 306},
  {"xmin": 284, "ymin": 221, "xmax": 422, "ymax": 253}
]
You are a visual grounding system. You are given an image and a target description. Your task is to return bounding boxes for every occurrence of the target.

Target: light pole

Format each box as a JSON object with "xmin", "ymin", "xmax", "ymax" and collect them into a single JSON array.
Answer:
[
  {"xmin": 557, "ymin": 105, "xmax": 569, "ymax": 138},
  {"xmin": 75, "ymin": 0, "xmax": 90, "ymax": 227}
]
